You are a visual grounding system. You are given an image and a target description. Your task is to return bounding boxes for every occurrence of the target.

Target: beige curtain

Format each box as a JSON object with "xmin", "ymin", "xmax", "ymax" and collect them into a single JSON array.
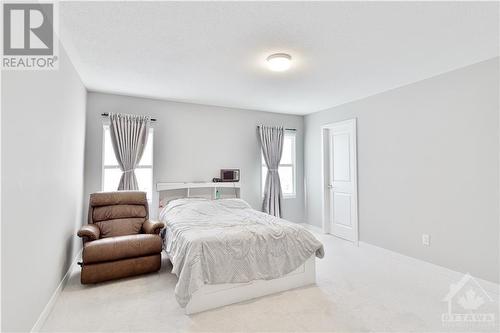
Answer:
[
  {"xmin": 259, "ymin": 125, "xmax": 284, "ymax": 217},
  {"xmin": 109, "ymin": 113, "xmax": 151, "ymax": 190}
]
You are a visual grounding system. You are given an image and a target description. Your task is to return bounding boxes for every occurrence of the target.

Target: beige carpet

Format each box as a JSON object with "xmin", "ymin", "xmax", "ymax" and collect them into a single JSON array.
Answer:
[{"xmin": 41, "ymin": 228, "xmax": 499, "ymax": 332}]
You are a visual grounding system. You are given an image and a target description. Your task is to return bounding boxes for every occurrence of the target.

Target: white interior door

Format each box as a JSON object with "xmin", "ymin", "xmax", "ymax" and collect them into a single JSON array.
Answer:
[{"xmin": 325, "ymin": 119, "xmax": 358, "ymax": 242}]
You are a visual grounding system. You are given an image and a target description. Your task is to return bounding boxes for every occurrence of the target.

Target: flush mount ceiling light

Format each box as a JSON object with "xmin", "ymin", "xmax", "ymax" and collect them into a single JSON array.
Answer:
[{"xmin": 266, "ymin": 53, "xmax": 292, "ymax": 72}]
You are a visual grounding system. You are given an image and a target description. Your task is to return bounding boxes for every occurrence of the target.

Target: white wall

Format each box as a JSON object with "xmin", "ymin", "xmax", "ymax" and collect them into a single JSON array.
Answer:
[
  {"xmin": 1, "ymin": 45, "xmax": 87, "ymax": 331},
  {"xmin": 304, "ymin": 58, "xmax": 499, "ymax": 283},
  {"xmin": 84, "ymin": 92, "xmax": 305, "ymax": 222}
]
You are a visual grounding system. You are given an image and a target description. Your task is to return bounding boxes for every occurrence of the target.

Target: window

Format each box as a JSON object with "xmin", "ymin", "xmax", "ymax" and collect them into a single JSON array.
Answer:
[
  {"xmin": 261, "ymin": 131, "xmax": 296, "ymax": 198},
  {"xmin": 102, "ymin": 125, "xmax": 153, "ymax": 200}
]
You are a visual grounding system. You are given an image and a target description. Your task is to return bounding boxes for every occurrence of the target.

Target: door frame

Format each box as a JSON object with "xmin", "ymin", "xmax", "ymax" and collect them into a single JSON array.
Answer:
[{"xmin": 320, "ymin": 118, "xmax": 359, "ymax": 244}]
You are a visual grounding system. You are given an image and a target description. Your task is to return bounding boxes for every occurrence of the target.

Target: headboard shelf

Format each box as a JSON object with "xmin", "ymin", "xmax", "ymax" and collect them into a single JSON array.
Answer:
[
  {"xmin": 156, "ymin": 182, "xmax": 240, "ymax": 192},
  {"xmin": 156, "ymin": 182, "xmax": 241, "ymax": 210}
]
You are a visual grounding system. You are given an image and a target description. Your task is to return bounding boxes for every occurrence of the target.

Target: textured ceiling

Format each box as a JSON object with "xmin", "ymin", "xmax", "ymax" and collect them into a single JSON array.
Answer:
[{"xmin": 59, "ymin": 1, "xmax": 499, "ymax": 115}]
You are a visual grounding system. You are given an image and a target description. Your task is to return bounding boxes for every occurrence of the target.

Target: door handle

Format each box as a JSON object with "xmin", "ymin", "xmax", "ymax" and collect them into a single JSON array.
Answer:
[{"xmin": 328, "ymin": 184, "xmax": 334, "ymax": 189}]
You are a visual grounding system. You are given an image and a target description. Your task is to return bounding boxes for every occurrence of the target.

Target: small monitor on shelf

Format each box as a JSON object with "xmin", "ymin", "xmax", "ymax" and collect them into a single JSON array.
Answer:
[{"xmin": 220, "ymin": 169, "xmax": 240, "ymax": 182}]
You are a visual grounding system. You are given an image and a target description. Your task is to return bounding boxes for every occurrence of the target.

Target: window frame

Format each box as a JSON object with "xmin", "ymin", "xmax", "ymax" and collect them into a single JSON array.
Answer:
[
  {"xmin": 261, "ymin": 131, "xmax": 297, "ymax": 199},
  {"xmin": 101, "ymin": 125, "xmax": 154, "ymax": 201}
]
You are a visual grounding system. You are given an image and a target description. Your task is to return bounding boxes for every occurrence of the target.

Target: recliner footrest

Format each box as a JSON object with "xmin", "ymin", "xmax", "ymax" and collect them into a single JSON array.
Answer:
[{"xmin": 81, "ymin": 254, "xmax": 161, "ymax": 284}]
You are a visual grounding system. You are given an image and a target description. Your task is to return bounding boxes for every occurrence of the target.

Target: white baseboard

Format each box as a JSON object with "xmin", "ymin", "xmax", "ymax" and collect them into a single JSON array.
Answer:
[
  {"xmin": 300, "ymin": 222, "xmax": 499, "ymax": 297},
  {"xmin": 31, "ymin": 250, "xmax": 81, "ymax": 332},
  {"xmin": 298, "ymin": 222, "xmax": 323, "ymax": 234},
  {"xmin": 358, "ymin": 241, "xmax": 500, "ymax": 297}
]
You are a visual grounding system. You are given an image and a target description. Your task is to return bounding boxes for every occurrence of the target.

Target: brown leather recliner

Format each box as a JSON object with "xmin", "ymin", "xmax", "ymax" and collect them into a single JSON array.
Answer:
[{"xmin": 77, "ymin": 191, "xmax": 165, "ymax": 284}]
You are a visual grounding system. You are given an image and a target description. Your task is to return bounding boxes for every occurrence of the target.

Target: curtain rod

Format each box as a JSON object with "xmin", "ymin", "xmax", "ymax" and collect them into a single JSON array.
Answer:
[
  {"xmin": 101, "ymin": 113, "xmax": 157, "ymax": 122},
  {"xmin": 100, "ymin": 115, "xmax": 294, "ymax": 130},
  {"xmin": 257, "ymin": 125, "xmax": 296, "ymax": 131}
]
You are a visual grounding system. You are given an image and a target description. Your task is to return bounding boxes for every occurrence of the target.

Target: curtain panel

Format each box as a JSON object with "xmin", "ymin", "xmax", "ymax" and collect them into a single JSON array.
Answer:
[
  {"xmin": 109, "ymin": 113, "xmax": 151, "ymax": 191},
  {"xmin": 259, "ymin": 125, "xmax": 284, "ymax": 217}
]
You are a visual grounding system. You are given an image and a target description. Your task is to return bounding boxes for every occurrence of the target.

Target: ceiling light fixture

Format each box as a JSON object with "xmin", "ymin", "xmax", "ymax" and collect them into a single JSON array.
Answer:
[{"xmin": 266, "ymin": 53, "xmax": 292, "ymax": 72}]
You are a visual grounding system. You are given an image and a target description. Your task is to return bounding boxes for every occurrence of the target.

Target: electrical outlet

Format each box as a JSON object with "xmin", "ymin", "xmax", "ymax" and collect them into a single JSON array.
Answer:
[{"xmin": 422, "ymin": 234, "xmax": 430, "ymax": 247}]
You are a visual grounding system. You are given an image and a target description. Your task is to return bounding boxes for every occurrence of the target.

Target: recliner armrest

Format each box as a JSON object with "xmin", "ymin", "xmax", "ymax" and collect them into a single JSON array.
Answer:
[
  {"xmin": 142, "ymin": 220, "xmax": 165, "ymax": 235},
  {"xmin": 77, "ymin": 224, "xmax": 100, "ymax": 241}
]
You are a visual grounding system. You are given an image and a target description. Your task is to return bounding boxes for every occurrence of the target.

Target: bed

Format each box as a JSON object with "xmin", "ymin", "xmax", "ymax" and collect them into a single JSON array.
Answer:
[{"xmin": 156, "ymin": 182, "xmax": 324, "ymax": 314}]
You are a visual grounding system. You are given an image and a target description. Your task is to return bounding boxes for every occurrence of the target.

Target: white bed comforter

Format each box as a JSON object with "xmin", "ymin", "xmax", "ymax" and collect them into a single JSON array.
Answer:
[{"xmin": 159, "ymin": 198, "xmax": 324, "ymax": 307}]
